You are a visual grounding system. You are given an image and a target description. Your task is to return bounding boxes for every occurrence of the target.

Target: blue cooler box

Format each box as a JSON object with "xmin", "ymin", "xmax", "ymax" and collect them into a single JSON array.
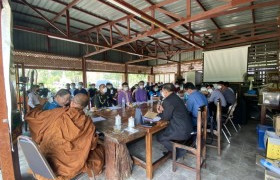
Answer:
[{"xmin": 256, "ymin": 124, "xmax": 274, "ymax": 150}]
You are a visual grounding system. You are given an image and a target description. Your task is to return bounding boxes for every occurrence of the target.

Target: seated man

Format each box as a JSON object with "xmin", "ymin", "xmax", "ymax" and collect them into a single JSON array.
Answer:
[
  {"xmin": 88, "ymin": 83, "xmax": 97, "ymax": 108},
  {"xmin": 43, "ymin": 89, "xmax": 71, "ymax": 110},
  {"xmin": 25, "ymin": 94, "xmax": 105, "ymax": 179},
  {"xmin": 94, "ymin": 84, "xmax": 111, "ymax": 108},
  {"xmin": 118, "ymin": 82, "xmax": 132, "ymax": 106},
  {"xmin": 184, "ymin": 82, "xmax": 208, "ymax": 125},
  {"xmin": 148, "ymin": 84, "xmax": 161, "ymax": 97},
  {"xmin": 38, "ymin": 83, "xmax": 50, "ymax": 98},
  {"xmin": 69, "ymin": 83, "xmax": 76, "ymax": 97},
  {"xmin": 217, "ymin": 81, "xmax": 236, "ymax": 107},
  {"xmin": 206, "ymin": 84, "xmax": 227, "ymax": 116},
  {"xmin": 28, "ymin": 85, "xmax": 41, "ymax": 110},
  {"xmin": 157, "ymin": 83, "xmax": 193, "ymax": 157},
  {"xmin": 134, "ymin": 81, "xmax": 148, "ymax": 102},
  {"xmin": 106, "ymin": 83, "xmax": 118, "ymax": 106},
  {"xmin": 74, "ymin": 82, "xmax": 88, "ymax": 96}
]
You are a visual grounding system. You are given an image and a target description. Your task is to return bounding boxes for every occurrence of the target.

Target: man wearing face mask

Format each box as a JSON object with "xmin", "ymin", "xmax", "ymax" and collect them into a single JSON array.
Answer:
[
  {"xmin": 74, "ymin": 82, "xmax": 88, "ymax": 96},
  {"xmin": 94, "ymin": 84, "xmax": 111, "ymax": 108},
  {"xmin": 88, "ymin": 83, "xmax": 97, "ymax": 108},
  {"xmin": 135, "ymin": 81, "xmax": 148, "ymax": 102},
  {"xmin": 38, "ymin": 83, "xmax": 49, "ymax": 98},
  {"xmin": 149, "ymin": 84, "xmax": 161, "ymax": 97},
  {"xmin": 174, "ymin": 82, "xmax": 180, "ymax": 93},
  {"xmin": 43, "ymin": 89, "xmax": 71, "ymax": 110},
  {"xmin": 157, "ymin": 83, "xmax": 193, "ymax": 158},
  {"xmin": 206, "ymin": 84, "xmax": 227, "ymax": 116},
  {"xmin": 69, "ymin": 83, "xmax": 77, "ymax": 97},
  {"xmin": 106, "ymin": 82, "xmax": 118, "ymax": 106},
  {"xmin": 66, "ymin": 83, "xmax": 71, "ymax": 91},
  {"xmin": 184, "ymin": 82, "xmax": 208, "ymax": 126},
  {"xmin": 131, "ymin": 84, "xmax": 139, "ymax": 102},
  {"xmin": 217, "ymin": 81, "xmax": 236, "ymax": 107},
  {"xmin": 118, "ymin": 82, "xmax": 132, "ymax": 106},
  {"xmin": 28, "ymin": 85, "xmax": 42, "ymax": 109}
]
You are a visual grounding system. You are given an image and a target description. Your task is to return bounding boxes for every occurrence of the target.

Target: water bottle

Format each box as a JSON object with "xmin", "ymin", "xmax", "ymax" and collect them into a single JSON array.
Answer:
[
  {"xmin": 121, "ymin": 97, "xmax": 125, "ymax": 108},
  {"xmin": 150, "ymin": 95, "xmax": 153, "ymax": 107}
]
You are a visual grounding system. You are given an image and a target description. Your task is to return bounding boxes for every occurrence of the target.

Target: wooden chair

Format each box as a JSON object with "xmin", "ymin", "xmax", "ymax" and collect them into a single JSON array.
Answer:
[
  {"xmin": 207, "ymin": 99, "xmax": 222, "ymax": 156},
  {"xmin": 172, "ymin": 106, "xmax": 207, "ymax": 180}
]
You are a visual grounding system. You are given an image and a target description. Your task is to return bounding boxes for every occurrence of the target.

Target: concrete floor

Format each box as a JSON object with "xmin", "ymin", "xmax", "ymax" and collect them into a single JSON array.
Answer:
[{"xmin": 0, "ymin": 119, "xmax": 265, "ymax": 180}]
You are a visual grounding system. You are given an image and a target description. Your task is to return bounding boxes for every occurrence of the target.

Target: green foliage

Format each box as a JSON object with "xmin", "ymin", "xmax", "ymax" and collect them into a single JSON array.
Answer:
[
  {"xmin": 128, "ymin": 74, "xmax": 148, "ymax": 87},
  {"xmin": 26, "ymin": 69, "xmax": 82, "ymax": 92},
  {"xmin": 25, "ymin": 69, "xmax": 148, "ymax": 92}
]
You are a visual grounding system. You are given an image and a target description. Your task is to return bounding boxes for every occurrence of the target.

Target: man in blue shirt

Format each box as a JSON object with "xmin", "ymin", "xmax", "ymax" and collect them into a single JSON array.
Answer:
[
  {"xmin": 184, "ymin": 82, "xmax": 208, "ymax": 125},
  {"xmin": 43, "ymin": 89, "xmax": 71, "ymax": 110},
  {"xmin": 149, "ymin": 84, "xmax": 161, "ymax": 97},
  {"xmin": 74, "ymin": 82, "xmax": 88, "ymax": 96}
]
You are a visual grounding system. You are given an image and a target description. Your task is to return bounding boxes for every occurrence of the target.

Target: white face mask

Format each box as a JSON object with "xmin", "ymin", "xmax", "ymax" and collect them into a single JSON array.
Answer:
[
  {"xmin": 123, "ymin": 87, "xmax": 128, "ymax": 91},
  {"xmin": 161, "ymin": 91, "xmax": 166, "ymax": 98},
  {"xmin": 78, "ymin": 84, "xmax": 83, "ymax": 88},
  {"xmin": 102, "ymin": 88, "xmax": 107, "ymax": 93},
  {"xmin": 175, "ymin": 85, "xmax": 179, "ymax": 88},
  {"xmin": 71, "ymin": 86, "xmax": 75, "ymax": 89},
  {"xmin": 139, "ymin": 85, "xmax": 144, "ymax": 89},
  {"xmin": 207, "ymin": 89, "xmax": 213, "ymax": 94},
  {"xmin": 217, "ymin": 85, "xmax": 222, "ymax": 89},
  {"xmin": 154, "ymin": 88, "xmax": 159, "ymax": 91}
]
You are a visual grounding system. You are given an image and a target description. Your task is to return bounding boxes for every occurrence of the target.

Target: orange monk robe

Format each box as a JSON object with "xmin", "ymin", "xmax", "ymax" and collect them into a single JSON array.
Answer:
[{"xmin": 25, "ymin": 106, "xmax": 104, "ymax": 180}]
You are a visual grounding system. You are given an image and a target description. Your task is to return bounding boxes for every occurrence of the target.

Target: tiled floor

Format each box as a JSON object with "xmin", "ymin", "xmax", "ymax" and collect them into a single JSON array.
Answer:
[{"xmin": 0, "ymin": 119, "xmax": 265, "ymax": 180}]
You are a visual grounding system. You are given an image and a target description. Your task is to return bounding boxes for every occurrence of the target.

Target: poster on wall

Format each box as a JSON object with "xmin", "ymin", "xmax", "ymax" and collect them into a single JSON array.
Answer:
[{"xmin": 1, "ymin": 0, "xmax": 21, "ymax": 144}]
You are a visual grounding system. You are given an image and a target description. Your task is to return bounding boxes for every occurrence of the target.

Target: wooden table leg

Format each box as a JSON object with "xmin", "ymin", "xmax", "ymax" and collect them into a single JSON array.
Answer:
[
  {"xmin": 104, "ymin": 137, "xmax": 132, "ymax": 180},
  {"xmin": 260, "ymin": 105, "xmax": 266, "ymax": 125},
  {"xmin": 146, "ymin": 133, "xmax": 153, "ymax": 180}
]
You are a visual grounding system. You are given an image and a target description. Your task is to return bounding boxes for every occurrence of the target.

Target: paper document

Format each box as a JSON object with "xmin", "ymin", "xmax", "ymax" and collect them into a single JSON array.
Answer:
[
  {"xmin": 108, "ymin": 106, "xmax": 122, "ymax": 110},
  {"xmin": 144, "ymin": 111, "xmax": 158, "ymax": 119},
  {"xmin": 143, "ymin": 116, "xmax": 161, "ymax": 122},
  {"xmin": 124, "ymin": 127, "xmax": 139, "ymax": 134},
  {"xmin": 92, "ymin": 116, "xmax": 106, "ymax": 122}
]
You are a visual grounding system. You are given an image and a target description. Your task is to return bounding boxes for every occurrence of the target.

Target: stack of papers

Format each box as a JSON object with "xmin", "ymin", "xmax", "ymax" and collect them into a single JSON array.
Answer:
[
  {"xmin": 143, "ymin": 116, "xmax": 161, "ymax": 122},
  {"xmin": 92, "ymin": 116, "xmax": 106, "ymax": 122}
]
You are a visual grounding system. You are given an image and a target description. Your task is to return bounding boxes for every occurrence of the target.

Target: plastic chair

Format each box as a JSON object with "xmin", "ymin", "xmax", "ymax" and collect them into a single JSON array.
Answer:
[{"xmin": 17, "ymin": 135, "xmax": 92, "ymax": 180}]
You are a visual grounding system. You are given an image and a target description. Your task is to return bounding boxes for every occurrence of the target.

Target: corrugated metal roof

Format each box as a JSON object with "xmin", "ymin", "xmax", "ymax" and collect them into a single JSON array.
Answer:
[
  {"xmin": 11, "ymin": 0, "xmax": 280, "ymax": 37},
  {"xmin": 11, "ymin": 0, "xmax": 280, "ymax": 60}
]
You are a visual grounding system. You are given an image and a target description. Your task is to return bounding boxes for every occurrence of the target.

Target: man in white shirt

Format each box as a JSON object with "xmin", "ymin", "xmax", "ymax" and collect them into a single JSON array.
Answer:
[
  {"xmin": 206, "ymin": 84, "xmax": 227, "ymax": 116},
  {"xmin": 28, "ymin": 85, "xmax": 41, "ymax": 109}
]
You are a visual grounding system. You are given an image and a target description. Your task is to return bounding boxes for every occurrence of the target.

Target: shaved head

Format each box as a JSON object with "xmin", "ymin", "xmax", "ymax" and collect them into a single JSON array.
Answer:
[{"xmin": 71, "ymin": 94, "xmax": 89, "ymax": 109}]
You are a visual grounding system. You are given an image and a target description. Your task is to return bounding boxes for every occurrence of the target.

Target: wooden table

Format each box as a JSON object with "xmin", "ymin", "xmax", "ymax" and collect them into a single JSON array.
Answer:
[
  {"xmin": 259, "ymin": 104, "xmax": 280, "ymax": 124},
  {"xmin": 93, "ymin": 103, "xmax": 169, "ymax": 180}
]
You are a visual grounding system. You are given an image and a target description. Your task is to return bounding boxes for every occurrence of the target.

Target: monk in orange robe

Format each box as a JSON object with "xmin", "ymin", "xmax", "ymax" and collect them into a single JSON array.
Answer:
[{"xmin": 25, "ymin": 94, "xmax": 104, "ymax": 180}]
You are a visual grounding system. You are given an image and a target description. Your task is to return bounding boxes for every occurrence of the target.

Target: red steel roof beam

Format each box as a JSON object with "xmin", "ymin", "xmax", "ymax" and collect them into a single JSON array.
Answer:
[
  {"xmin": 50, "ymin": 0, "xmax": 81, "ymax": 23},
  {"xmin": 20, "ymin": 0, "xmax": 67, "ymax": 36}
]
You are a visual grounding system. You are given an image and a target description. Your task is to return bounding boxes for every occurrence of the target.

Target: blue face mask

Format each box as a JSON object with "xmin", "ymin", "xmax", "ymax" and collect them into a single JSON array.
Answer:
[{"xmin": 184, "ymin": 93, "xmax": 189, "ymax": 101}]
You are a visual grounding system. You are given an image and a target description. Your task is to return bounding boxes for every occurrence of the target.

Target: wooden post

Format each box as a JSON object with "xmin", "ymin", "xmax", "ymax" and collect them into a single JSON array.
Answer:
[
  {"xmin": 178, "ymin": 53, "xmax": 182, "ymax": 77},
  {"xmin": 146, "ymin": 133, "xmax": 153, "ymax": 179},
  {"xmin": 0, "ymin": 4, "xmax": 21, "ymax": 179},
  {"xmin": 104, "ymin": 137, "xmax": 132, "ymax": 180},
  {"xmin": 124, "ymin": 63, "xmax": 128, "ymax": 82},
  {"xmin": 82, "ymin": 57, "xmax": 87, "ymax": 88}
]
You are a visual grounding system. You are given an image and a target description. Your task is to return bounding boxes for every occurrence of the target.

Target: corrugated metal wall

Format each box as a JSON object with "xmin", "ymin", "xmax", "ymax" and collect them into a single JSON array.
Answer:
[{"xmin": 13, "ymin": 30, "xmax": 140, "ymax": 63}]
